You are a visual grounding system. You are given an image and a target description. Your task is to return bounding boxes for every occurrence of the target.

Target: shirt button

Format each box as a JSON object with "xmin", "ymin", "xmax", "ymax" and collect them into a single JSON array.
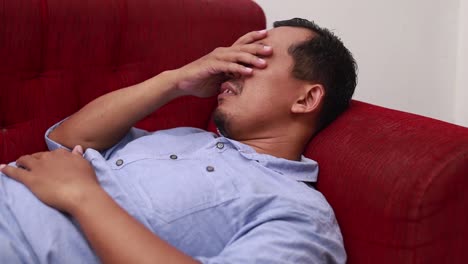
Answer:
[
  {"xmin": 206, "ymin": 166, "xmax": 215, "ymax": 172},
  {"xmin": 170, "ymin": 154, "xmax": 178, "ymax": 160},
  {"xmin": 115, "ymin": 159, "xmax": 124, "ymax": 166},
  {"xmin": 216, "ymin": 142, "xmax": 224, "ymax": 149}
]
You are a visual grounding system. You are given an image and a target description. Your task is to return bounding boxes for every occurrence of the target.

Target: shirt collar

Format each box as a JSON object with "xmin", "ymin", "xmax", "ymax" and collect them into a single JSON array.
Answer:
[{"xmin": 221, "ymin": 137, "xmax": 318, "ymax": 183}]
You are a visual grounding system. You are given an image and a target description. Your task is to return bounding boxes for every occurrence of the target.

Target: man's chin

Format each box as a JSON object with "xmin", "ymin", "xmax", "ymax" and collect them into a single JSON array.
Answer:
[{"xmin": 213, "ymin": 108, "xmax": 231, "ymax": 138}]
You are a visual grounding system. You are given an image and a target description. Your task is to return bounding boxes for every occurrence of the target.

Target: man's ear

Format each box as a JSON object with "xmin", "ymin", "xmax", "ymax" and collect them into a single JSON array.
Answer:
[{"xmin": 291, "ymin": 84, "xmax": 325, "ymax": 114}]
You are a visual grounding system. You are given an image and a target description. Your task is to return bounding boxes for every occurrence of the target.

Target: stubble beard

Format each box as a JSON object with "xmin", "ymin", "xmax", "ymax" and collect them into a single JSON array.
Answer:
[
  {"xmin": 213, "ymin": 108, "xmax": 232, "ymax": 138},
  {"xmin": 214, "ymin": 79, "xmax": 244, "ymax": 139}
]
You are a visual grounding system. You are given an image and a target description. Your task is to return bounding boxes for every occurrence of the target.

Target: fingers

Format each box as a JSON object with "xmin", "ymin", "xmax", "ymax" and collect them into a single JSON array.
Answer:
[
  {"xmin": 31, "ymin": 152, "xmax": 44, "ymax": 159},
  {"xmin": 233, "ymin": 29, "xmax": 268, "ymax": 45},
  {"xmin": 211, "ymin": 44, "xmax": 272, "ymax": 74},
  {"xmin": 173, "ymin": 30, "xmax": 271, "ymax": 96},
  {"xmin": 0, "ymin": 164, "xmax": 30, "ymax": 184},
  {"xmin": 16, "ymin": 154, "xmax": 39, "ymax": 171},
  {"xmin": 13, "ymin": 151, "xmax": 48, "ymax": 171},
  {"xmin": 237, "ymin": 43, "xmax": 273, "ymax": 57},
  {"xmin": 207, "ymin": 61, "xmax": 253, "ymax": 77},
  {"xmin": 72, "ymin": 145, "xmax": 84, "ymax": 156},
  {"xmin": 218, "ymin": 49, "xmax": 267, "ymax": 69},
  {"xmin": 221, "ymin": 62, "xmax": 254, "ymax": 76}
]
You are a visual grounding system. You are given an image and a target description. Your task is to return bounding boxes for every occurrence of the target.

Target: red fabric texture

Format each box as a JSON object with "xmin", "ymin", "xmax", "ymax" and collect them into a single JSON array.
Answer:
[
  {"xmin": 1, "ymin": 1, "xmax": 467, "ymax": 263},
  {"xmin": 308, "ymin": 101, "xmax": 468, "ymax": 263}
]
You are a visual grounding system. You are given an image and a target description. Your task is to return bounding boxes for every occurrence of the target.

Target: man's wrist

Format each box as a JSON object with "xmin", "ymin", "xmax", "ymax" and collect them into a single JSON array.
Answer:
[
  {"xmin": 157, "ymin": 70, "xmax": 190, "ymax": 98},
  {"xmin": 67, "ymin": 184, "xmax": 109, "ymax": 217}
]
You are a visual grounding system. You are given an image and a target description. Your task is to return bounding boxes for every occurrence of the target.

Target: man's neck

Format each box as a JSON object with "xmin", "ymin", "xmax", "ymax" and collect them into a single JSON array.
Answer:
[{"xmin": 238, "ymin": 133, "xmax": 308, "ymax": 161}]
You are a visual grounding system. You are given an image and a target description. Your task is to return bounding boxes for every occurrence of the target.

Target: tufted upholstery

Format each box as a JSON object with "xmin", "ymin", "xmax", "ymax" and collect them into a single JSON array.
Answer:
[
  {"xmin": 0, "ymin": 0, "xmax": 264, "ymax": 162},
  {"xmin": 1, "ymin": 1, "xmax": 467, "ymax": 263}
]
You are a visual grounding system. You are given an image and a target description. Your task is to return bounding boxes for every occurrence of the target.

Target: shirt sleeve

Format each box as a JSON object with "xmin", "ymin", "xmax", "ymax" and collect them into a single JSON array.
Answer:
[
  {"xmin": 44, "ymin": 119, "xmax": 150, "ymax": 159},
  {"xmin": 194, "ymin": 205, "xmax": 346, "ymax": 264}
]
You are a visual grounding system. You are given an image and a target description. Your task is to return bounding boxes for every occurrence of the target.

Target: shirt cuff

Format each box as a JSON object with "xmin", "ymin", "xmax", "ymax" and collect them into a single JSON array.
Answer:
[{"xmin": 44, "ymin": 118, "xmax": 71, "ymax": 151}]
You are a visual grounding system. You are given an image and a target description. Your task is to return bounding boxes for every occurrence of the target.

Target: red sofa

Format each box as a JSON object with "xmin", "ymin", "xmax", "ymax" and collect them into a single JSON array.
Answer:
[{"xmin": 1, "ymin": 1, "xmax": 467, "ymax": 263}]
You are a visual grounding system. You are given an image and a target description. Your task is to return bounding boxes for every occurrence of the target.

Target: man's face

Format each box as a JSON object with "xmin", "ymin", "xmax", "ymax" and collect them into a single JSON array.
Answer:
[{"xmin": 214, "ymin": 26, "xmax": 313, "ymax": 140}]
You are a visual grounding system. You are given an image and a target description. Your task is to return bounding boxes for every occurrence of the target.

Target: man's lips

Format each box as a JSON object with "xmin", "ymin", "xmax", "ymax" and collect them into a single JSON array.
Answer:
[
  {"xmin": 219, "ymin": 81, "xmax": 239, "ymax": 95},
  {"xmin": 218, "ymin": 81, "xmax": 239, "ymax": 99}
]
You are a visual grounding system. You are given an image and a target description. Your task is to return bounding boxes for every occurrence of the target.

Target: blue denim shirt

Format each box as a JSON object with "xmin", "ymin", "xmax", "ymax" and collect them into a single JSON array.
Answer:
[{"xmin": 0, "ymin": 122, "xmax": 346, "ymax": 263}]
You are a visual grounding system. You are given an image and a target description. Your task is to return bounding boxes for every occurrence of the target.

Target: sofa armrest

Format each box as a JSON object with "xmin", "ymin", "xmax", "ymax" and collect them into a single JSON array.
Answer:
[{"xmin": 306, "ymin": 100, "xmax": 468, "ymax": 264}]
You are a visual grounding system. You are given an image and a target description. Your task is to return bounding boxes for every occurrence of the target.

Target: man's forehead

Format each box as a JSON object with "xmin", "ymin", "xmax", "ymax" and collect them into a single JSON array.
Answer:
[
  {"xmin": 266, "ymin": 27, "xmax": 313, "ymax": 43},
  {"xmin": 254, "ymin": 27, "xmax": 313, "ymax": 53}
]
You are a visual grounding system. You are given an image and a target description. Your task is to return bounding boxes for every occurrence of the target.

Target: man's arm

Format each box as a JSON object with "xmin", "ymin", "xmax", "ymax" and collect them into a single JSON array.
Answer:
[
  {"xmin": 50, "ymin": 30, "xmax": 271, "ymax": 151},
  {"xmin": 49, "ymin": 72, "xmax": 180, "ymax": 151}
]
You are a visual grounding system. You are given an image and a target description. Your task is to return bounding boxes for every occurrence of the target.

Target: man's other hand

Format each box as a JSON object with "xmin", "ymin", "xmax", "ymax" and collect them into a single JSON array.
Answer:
[
  {"xmin": 0, "ymin": 146, "xmax": 101, "ymax": 215},
  {"xmin": 172, "ymin": 30, "xmax": 273, "ymax": 98}
]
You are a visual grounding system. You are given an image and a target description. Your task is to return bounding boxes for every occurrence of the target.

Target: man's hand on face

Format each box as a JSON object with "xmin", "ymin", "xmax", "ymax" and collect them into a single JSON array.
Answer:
[
  {"xmin": 0, "ymin": 146, "xmax": 101, "ymax": 215},
  {"xmin": 172, "ymin": 30, "xmax": 273, "ymax": 98}
]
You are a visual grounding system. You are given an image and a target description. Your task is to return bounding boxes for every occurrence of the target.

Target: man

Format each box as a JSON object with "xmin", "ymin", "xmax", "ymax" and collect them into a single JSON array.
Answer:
[{"xmin": 0, "ymin": 18, "xmax": 356, "ymax": 263}]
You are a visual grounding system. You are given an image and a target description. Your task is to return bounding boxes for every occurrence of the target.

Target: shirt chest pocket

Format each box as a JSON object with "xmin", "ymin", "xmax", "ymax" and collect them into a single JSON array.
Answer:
[{"xmin": 120, "ymin": 157, "xmax": 239, "ymax": 224}]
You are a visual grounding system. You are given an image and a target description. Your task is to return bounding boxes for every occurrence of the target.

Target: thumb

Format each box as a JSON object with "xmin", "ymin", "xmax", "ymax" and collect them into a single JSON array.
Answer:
[{"xmin": 72, "ymin": 145, "xmax": 84, "ymax": 155}]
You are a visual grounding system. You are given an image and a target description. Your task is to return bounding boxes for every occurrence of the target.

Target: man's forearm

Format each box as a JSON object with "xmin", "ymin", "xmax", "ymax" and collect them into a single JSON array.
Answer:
[
  {"xmin": 48, "ymin": 30, "xmax": 270, "ymax": 151},
  {"xmin": 49, "ymin": 70, "xmax": 183, "ymax": 151},
  {"xmin": 70, "ymin": 185, "xmax": 199, "ymax": 264}
]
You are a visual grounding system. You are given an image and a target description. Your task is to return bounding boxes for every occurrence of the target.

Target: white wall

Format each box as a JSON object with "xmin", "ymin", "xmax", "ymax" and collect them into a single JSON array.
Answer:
[
  {"xmin": 455, "ymin": 0, "xmax": 468, "ymax": 126},
  {"xmin": 255, "ymin": 0, "xmax": 467, "ymax": 127}
]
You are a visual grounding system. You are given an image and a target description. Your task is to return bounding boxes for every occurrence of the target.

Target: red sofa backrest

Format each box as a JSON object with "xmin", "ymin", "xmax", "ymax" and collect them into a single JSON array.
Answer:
[{"xmin": 0, "ymin": 0, "xmax": 265, "ymax": 163}]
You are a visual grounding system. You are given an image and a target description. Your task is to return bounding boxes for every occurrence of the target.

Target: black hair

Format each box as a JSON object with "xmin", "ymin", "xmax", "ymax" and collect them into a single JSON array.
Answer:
[{"xmin": 274, "ymin": 18, "xmax": 357, "ymax": 132}]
